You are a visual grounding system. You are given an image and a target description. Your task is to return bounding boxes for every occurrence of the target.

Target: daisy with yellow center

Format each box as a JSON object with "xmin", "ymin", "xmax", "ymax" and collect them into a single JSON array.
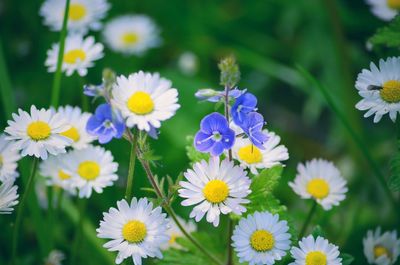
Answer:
[
  {"xmin": 45, "ymin": 34, "xmax": 104, "ymax": 77},
  {"xmin": 5, "ymin": 106, "xmax": 71, "ymax": 160},
  {"xmin": 290, "ymin": 235, "xmax": 342, "ymax": 265},
  {"xmin": 178, "ymin": 157, "xmax": 251, "ymax": 227},
  {"xmin": 64, "ymin": 145, "xmax": 118, "ymax": 198},
  {"xmin": 363, "ymin": 227, "xmax": 400, "ymax": 265},
  {"xmin": 232, "ymin": 211, "xmax": 291, "ymax": 264},
  {"xmin": 366, "ymin": 0, "xmax": 399, "ymax": 21},
  {"xmin": 40, "ymin": 0, "xmax": 110, "ymax": 34},
  {"xmin": 0, "ymin": 135, "xmax": 20, "ymax": 182},
  {"xmin": 103, "ymin": 15, "xmax": 161, "ymax": 55},
  {"xmin": 232, "ymin": 129, "xmax": 289, "ymax": 175},
  {"xmin": 160, "ymin": 215, "xmax": 197, "ymax": 250},
  {"xmin": 97, "ymin": 197, "xmax": 169, "ymax": 265},
  {"xmin": 289, "ymin": 159, "xmax": 347, "ymax": 210},
  {"xmin": 355, "ymin": 57, "xmax": 400, "ymax": 123},
  {"xmin": 112, "ymin": 71, "xmax": 180, "ymax": 132}
]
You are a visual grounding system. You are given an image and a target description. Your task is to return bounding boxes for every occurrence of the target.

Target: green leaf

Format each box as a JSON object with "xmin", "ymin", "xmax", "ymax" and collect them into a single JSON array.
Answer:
[
  {"xmin": 369, "ymin": 15, "xmax": 400, "ymax": 48},
  {"xmin": 340, "ymin": 253, "xmax": 355, "ymax": 265},
  {"xmin": 311, "ymin": 225, "xmax": 325, "ymax": 238},
  {"xmin": 389, "ymin": 153, "xmax": 400, "ymax": 191},
  {"xmin": 185, "ymin": 135, "xmax": 210, "ymax": 163}
]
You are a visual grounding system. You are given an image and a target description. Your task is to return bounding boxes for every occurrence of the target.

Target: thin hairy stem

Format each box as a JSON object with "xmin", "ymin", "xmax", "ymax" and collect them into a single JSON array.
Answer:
[
  {"xmin": 125, "ymin": 128, "xmax": 139, "ymax": 201},
  {"xmin": 298, "ymin": 201, "xmax": 317, "ymax": 239},
  {"xmin": 70, "ymin": 198, "xmax": 87, "ymax": 265}
]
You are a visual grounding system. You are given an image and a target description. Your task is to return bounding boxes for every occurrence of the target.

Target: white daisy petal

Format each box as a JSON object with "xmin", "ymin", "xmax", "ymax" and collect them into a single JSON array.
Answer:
[{"xmin": 363, "ymin": 227, "xmax": 400, "ymax": 265}]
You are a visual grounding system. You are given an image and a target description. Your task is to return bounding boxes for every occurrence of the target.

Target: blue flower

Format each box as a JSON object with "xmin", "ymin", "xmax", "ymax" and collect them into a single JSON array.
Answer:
[
  {"xmin": 231, "ymin": 93, "xmax": 257, "ymax": 126},
  {"xmin": 194, "ymin": 112, "xmax": 235, "ymax": 156},
  {"xmin": 240, "ymin": 112, "xmax": 269, "ymax": 149},
  {"xmin": 86, "ymin": 103, "xmax": 126, "ymax": 144},
  {"xmin": 195, "ymin": 88, "xmax": 246, "ymax": 102},
  {"xmin": 83, "ymin": 83, "xmax": 105, "ymax": 97}
]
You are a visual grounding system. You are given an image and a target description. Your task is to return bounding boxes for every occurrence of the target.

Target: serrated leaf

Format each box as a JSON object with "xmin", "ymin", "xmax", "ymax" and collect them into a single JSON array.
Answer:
[
  {"xmin": 369, "ymin": 15, "xmax": 400, "ymax": 48},
  {"xmin": 185, "ymin": 135, "xmax": 210, "ymax": 163},
  {"xmin": 340, "ymin": 253, "xmax": 355, "ymax": 265}
]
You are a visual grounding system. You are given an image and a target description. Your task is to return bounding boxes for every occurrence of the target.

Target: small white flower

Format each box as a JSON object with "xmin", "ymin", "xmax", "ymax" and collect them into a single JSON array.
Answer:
[
  {"xmin": 178, "ymin": 52, "xmax": 198, "ymax": 76},
  {"xmin": 0, "ymin": 179, "xmax": 19, "ymax": 214},
  {"xmin": 355, "ymin": 57, "xmax": 400, "ymax": 123},
  {"xmin": 178, "ymin": 157, "xmax": 251, "ymax": 227},
  {"xmin": 232, "ymin": 129, "xmax": 289, "ymax": 175},
  {"xmin": 0, "ymin": 134, "xmax": 20, "ymax": 181},
  {"xmin": 363, "ymin": 227, "xmax": 400, "ymax": 265},
  {"xmin": 64, "ymin": 145, "xmax": 118, "ymax": 198},
  {"xmin": 5, "ymin": 106, "xmax": 71, "ymax": 160},
  {"xmin": 44, "ymin": 250, "xmax": 65, "ymax": 265},
  {"xmin": 57, "ymin": 105, "xmax": 96, "ymax": 149},
  {"xmin": 97, "ymin": 197, "xmax": 169, "ymax": 265},
  {"xmin": 160, "ymin": 215, "xmax": 197, "ymax": 250},
  {"xmin": 366, "ymin": 0, "xmax": 399, "ymax": 21},
  {"xmin": 289, "ymin": 235, "xmax": 342, "ymax": 265},
  {"xmin": 232, "ymin": 211, "xmax": 291, "ymax": 265},
  {"xmin": 40, "ymin": 0, "xmax": 110, "ymax": 34},
  {"xmin": 45, "ymin": 34, "xmax": 104, "ymax": 77},
  {"xmin": 289, "ymin": 158, "xmax": 348, "ymax": 210},
  {"xmin": 103, "ymin": 15, "xmax": 161, "ymax": 56},
  {"xmin": 112, "ymin": 71, "xmax": 180, "ymax": 132}
]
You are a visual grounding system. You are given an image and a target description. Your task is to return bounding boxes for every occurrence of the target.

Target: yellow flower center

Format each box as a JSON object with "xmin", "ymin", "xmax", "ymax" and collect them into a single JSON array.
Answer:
[
  {"xmin": 380, "ymin": 80, "xmax": 400, "ymax": 103},
  {"xmin": 169, "ymin": 233, "xmax": 180, "ymax": 245},
  {"xmin": 374, "ymin": 245, "xmax": 390, "ymax": 259},
  {"xmin": 127, "ymin": 91, "xmax": 154, "ymax": 115},
  {"xmin": 27, "ymin": 121, "xmax": 51, "ymax": 141},
  {"xmin": 122, "ymin": 32, "xmax": 139, "ymax": 45},
  {"xmin": 68, "ymin": 3, "xmax": 87, "ymax": 21},
  {"xmin": 122, "ymin": 220, "xmax": 147, "ymax": 243},
  {"xmin": 387, "ymin": 0, "xmax": 400, "ymax": 9},
  {"xmin": 64, "ymin": 49, "xmax": 86, "ymax": 64},
  {"xmin": 77, "ymin": 161, "xmax": 100, "ymax": 180},
  {"xmin": 202, "ymin": 180, "xmax": 229, "ymax": 203},
  {"xmin": 60, "ymin": 126, "xmax": 80, "ymax": 142},
  {"xmin": 307, "ymin": 179, "xmax": 330, "ymax": 199},
  {"xmin": 237, "ymin": 144, "xmax": 262, "ymax": 164},
  {"xmin": 58, "ymin": 170, "xmax": 71, "ymax": 180},
  {"xmin": 250, "ymin": 230, "xmax": 275, "ymax": 252},
  {"xmin": 306, "ymin": 251, "xmax": 327, "ymax": 265}
]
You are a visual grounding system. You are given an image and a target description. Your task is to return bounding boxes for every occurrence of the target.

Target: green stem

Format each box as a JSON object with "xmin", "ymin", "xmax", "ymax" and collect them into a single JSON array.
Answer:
[
  {"xmin": 0, "ymin": 38, "xmax": 16, "ymax": 119},
  {"xmin": 50, "ymin": 0, "xmax": 70, "ymax": 107},
  {"xmin": 70, "ymin": 198, "xmax": 87, "ymax": 265},
  {"xmin": 298, "ymin": 201, "xmax": 317, "ymax": 239},
  {"xmin": 297, "ymin": 65, "xmax": 399, "ymax": 209},
  {"xmin": 10, "ymin": 158, "xmax": 39, "ymax": 265},
  {"xmin": 125, "ymin": 128, "xmax": 138, "ymax": 201}
]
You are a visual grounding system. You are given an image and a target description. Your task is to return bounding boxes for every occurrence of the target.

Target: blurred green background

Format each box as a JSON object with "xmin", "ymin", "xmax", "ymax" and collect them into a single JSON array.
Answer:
[{"xmin": 1, "ymin": 0, "xmax": 399, "ymax": 264}]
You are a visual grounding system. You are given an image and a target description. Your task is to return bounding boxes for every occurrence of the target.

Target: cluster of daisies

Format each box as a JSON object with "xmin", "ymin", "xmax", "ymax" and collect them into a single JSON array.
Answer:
[{"xmin": 40, "ymin": 0, "xmax": 161, "ymax": 77}]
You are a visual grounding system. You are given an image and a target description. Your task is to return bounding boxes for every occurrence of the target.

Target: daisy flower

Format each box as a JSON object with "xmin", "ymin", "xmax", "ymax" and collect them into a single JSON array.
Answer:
[
  {"xmin": 0, "ymin": 134, "xmax": 20, "ymax": 181},
  {"xmin": 0, "ymin": 179, "xmax": 19, "ymax": 214},
  {"xmin": 363, "ymin": 227, "xmax": 400, "ymax": 265},
  {"xmin": 232, "ymin": 129, "xmax": 289, "ymax": 175},
  {"xmin": 103, "ymin": 15, "xmax": 161, "ymax": 56},
  {"xmin": 366, "ymin": 0, "xmax": 400, "ymax": 21},
  {"xmin": 112, "ymin": 71, "xmax": 180, "ymax": 132},
  {"xmin": 289, "ymin": 235, "xmax": 342, "ymax": 265},
  {"xmin": 97, "ymin": 197, "xmax": 169, "ymax": 265},
  {"xmin": 289, "ymin": 159, "xmax": 348, "ymax": 210},
  {"xmin": 160, "ymin": 215, "xmax": 197, "ymax": 250},
  {"xmin": 178, "ymin": 157, "xmax": 251, "ymax": 227},
  {"xmin": 355, "ymin": 57, "xmax": 400, "ymax": 123},
  {"xmin": 45, "ymin": 34, "xmax": 104, "ymax": 77},
  {"xmin": 39, "ymin": 153, "xmax": 76, "ymax": 194},
  {"xmin": 57, "ymin": 105, "xmax": 96, "ymax": 149},
  {"xmin": 44, "ymin": 250, "xmax": 65, "ymax": 265},
  {"xmin": 5, "ymin": 105, "xmax": 71, "ymax": 160},
  {"xmin": 232, "ymin": 211, "xmax": 291, "ymax": 265},
  {"xmin": 40, "ymin": 0, "xmax": 110, "ymax": 34},
  {"xmin": 64, "ymin": 145, "xmax": 118, "ymax": 198}
]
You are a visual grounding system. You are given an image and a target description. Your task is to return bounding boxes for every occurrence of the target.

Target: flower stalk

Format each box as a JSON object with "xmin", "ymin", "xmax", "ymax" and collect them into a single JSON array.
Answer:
[
  {"xmin": 298, "ymin": 200, "xmax": 317, "ymax": 239},
  {"xmin": 125, "ymin": 128, "xmax": 139, "ymax": 201}
]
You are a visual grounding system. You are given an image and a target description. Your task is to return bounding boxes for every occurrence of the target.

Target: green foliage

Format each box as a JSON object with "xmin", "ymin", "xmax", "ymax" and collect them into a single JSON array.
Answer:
[
  {"xmin": 369, "ymin": 15, "xmax": 400, "ymax": 48},
  {"xmin": 218, "ymin": 56, "xmax": 240, "ymax": 88},
  {"xmin": 186, "ymin": 135, "xmax": 210, "ymax": 163},
  {"xmin": 341, "ymin": 253, "xmax": 355, "ymax": 265},
  {"xmin": 389, "ymin": 153, "xmax": 400, "ymax": 191},
  {"xmin": 311, "ymin": 225, "xmax": 325, "ymax": 238}
]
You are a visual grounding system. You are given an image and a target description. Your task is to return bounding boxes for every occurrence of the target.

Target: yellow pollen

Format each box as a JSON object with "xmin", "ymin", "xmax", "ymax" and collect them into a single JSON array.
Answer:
[
  {"xmin": 77, "ymin": 161, "xmax": 100, "ymax": 180},
  {"xmin": 306, "ymin": 251, "xmax": 327, "ymax": 265},
  {"xmin": 380, "ymin": 80, "xmax": 400, "ymax": 103},
  {"xmin": 122, "ymin": 220, "xmax": 147, "ymax": 243},
  {"xmin": 238, "ymin": 144, "xmax": 262, "ymax": 164},
  {"xmin": 388, "ymin": 0, "xmax": 400, "ymax": 9},
  {"xmin": 307, "ymin": 179, "xmax": 330, "ymax": 199},
  {"xmin": 250, "ymin": 230, "xmax": 275, "ymax": 252},
  {"xmin": 127, "ymin": 91, "xmax": 154, "ymax": 115},
  {"xmin": 374, "ymin": 245, "xmax": 390, "ymax": 259},
  {"xmin": 203, "ymin": 180, "xmax": 229, "ymax": 203},
  {"xmin": 122, "ymin": 32, "xmax": 139, "ymax": 45},
  {"xmin": 58, "ymin": 170, "xmax": 71, "ymax": 180},
  {"xmin": 169, "ymin": 233, "xmax": 180, "ymax": 245},
  {"xmin": 27, "ymin": 121, "xmax": 51, "ymax": 141},
  {"xmin": 68, "ymin": 3, "xmax": 87, "ymax": 21},
  {"xmin": 64, "ymin": 49, "xmax": 86, "ymax": 64},
  {"xmin": 60, "ymin": 126, "xmax": 80, "ymax": 142}
]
